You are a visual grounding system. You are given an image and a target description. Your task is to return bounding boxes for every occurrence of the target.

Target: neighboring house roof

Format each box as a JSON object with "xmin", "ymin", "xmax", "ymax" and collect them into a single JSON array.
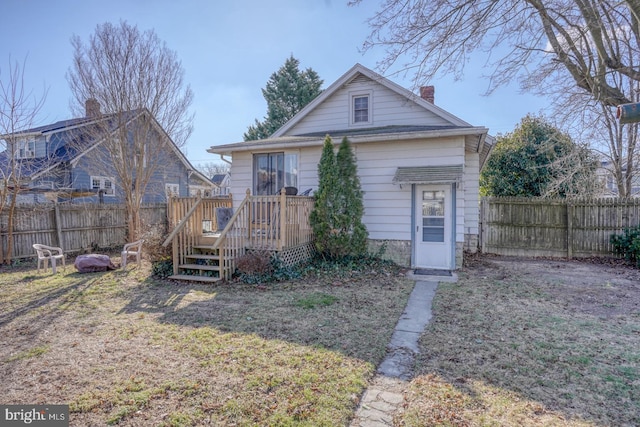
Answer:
[
  {"xmin": 0, "ymin": 109, "xmax": 211, "ymax": 187},
  {"xmin": 211, "ymin": 173, "xmax": 229, "ymax": 186},
  {"xmin": 208, "ymin": 63, "xmax": 494, "ymax": 166}
]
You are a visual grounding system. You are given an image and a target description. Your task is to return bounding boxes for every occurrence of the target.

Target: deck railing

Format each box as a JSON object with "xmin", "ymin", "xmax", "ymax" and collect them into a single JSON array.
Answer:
[
  {"xmin": 163, "ymin": 196, "xmax": 233, "ymax": 275},
  {"xmin": 163, "ymin": 190, "xmax": 314, "ymax": 280},
  {"xmin": 212, "ymin": 189, "xmax": 315, "ymax": 279}
]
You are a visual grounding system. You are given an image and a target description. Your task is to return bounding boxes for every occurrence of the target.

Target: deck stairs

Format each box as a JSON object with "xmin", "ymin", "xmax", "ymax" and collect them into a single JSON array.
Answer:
[{"xmin": 168, "ymin": 244, "xmax": 223, "ymax": 283}]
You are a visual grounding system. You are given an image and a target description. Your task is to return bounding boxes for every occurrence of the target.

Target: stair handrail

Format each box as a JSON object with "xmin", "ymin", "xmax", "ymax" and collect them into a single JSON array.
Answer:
[
  {"xmin": 211, "ymin": 189, "xmax": 251, "ymax": 250},
  {"xmin": 162, "ymin": 198, "xmax": 203, "ymax": 247}
]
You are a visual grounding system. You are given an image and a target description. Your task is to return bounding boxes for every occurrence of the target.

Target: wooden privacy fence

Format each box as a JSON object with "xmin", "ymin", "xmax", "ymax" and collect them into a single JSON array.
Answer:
[
  {"xmin": 480, "ymin": 197, "xmax": 640, "ymax": 258},
  {"xmin": 0, "ymin": 203, "xmax": 168, "ymax": 262}
]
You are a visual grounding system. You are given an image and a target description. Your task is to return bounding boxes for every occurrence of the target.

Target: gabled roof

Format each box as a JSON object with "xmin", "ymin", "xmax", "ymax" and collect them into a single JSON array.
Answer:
[
  {"xmin": 0, "ymin": 113, "xmax": 124, "ymax": 178},
  {"xmin": 1, "ymin": 109, "xmax": 210, "ymax": 185},
  {"xmin": 271, "ymin": 63, "xmax": 472, "ymax": 138},
  {"xmin": 208, "ymin": 63, "xmax": 494, "ymax": 166}
]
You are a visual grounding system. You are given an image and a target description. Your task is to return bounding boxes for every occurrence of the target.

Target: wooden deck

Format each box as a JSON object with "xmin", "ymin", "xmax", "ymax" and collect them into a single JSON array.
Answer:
[{"xmin": 163, "ymin": 189, "xmax": 315, "ymax": 282}]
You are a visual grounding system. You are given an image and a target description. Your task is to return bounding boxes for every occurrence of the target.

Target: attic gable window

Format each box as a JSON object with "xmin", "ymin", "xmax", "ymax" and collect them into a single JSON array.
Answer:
[
  {"xmin": 354, "ymin": 96, "xmax": 368, "ymax": 122},
  {"xmin": 350, "ymin": 91, "xmax": 372, "ymax": 126}
]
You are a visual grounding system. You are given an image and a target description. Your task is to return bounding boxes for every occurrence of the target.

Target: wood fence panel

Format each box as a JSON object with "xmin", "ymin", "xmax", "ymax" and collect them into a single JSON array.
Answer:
[
  {"xmin": 481, "ymin": 197, "xmax": 640, "ymax": 258},
  {"xmin": 1, "ymin": 203, "xmax": 168, "ymax": 261}
]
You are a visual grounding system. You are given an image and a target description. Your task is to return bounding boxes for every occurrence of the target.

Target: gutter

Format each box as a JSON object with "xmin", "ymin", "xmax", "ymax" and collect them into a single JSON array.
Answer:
[{"xmin": 208, "ymin": 126, "xmax": 490, "ymax": 156}]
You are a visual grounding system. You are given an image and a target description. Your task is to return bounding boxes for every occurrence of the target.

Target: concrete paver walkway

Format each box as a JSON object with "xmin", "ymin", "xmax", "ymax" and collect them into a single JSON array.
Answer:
[{"xmin": 350, "ymin": 272, "xmax": 456, "ymax": 426}]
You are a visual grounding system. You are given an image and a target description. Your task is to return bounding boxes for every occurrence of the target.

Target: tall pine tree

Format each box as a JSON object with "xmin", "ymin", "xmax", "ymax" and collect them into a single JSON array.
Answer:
[
  {"xmin": 310, "ymin": 136, "xmax": 368, "ymax": 259},
  {"xmin": 310, "ymin": 136, "xmax": 338, "ymax": 256},
  {"xmin": 335, "ymin": 137, "xmax": 368, "ymax": 257},
  {"xmin": 244, "ymin": 56, "xmax": 323, "ymax": 141}
]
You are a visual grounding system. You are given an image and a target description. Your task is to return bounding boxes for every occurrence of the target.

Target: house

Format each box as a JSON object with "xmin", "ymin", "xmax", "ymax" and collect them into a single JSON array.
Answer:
[
  {"xmin": 596, "ymin": 160, "xmax": 640, "ymax": 196},
  {"xmin": 0, "ymin": 100, "xmax": 213, "ymax": 204},
  {"xmin": 208, "ymin": 64, "xmax": 494, "ymax": 270},
  {"xmin": 210, "ymin": 172, "xmax": 231, "ymax": 196}
]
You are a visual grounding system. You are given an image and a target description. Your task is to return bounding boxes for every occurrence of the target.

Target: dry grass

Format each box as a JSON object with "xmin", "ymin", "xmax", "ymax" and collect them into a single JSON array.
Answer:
[
  {"xmin": 0, "ymin": 258, "xmax": 413, "ymax": 426},
  {"xmin": 397, "ymin": 256, "xmax": 640, "ymax": 427},
  {"xmin": 5, "ymin": 253, "xmax": 638, "ymax": 426}
]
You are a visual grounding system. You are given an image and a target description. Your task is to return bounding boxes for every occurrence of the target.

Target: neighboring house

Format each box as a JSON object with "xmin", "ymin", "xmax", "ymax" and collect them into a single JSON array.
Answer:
[
  {"xmin": 209, "ymin": 64, "xmax": 494, "ymax": 270},
  {"xmin": 210, "ymin": 172, "xmax": 231, "ymax": 196},
  {"xmin": 0, "ymin": 100, "xmax": 213, "ymax": 204},
  {"xmin": 596, "ymin": 160, "xmax": 640, "ymax": 196}
]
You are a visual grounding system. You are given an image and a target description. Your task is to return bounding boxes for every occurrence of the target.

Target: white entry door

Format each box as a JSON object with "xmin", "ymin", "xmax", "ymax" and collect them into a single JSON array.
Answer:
[{"xmin": 414, "ymin": 184, "xmax": 452, "ymax": 269}]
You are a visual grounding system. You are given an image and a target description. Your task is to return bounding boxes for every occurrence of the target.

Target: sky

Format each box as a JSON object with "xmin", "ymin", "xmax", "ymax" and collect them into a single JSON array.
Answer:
[{"xmin": 1, "ymin": 0, "xmax": 549, "ymax": 170}]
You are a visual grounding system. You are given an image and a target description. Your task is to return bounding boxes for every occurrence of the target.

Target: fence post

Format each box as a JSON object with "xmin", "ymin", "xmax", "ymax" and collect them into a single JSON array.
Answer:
[
  {"xmin": 54, "ymin": 203, "xmax": 64, "ymax": 249},
  {"xmin": 566, "ymin": 201, "xmax": 573, "ymax": 259},
  {"xmin": 478, "ymin": 196, "xmax": 489, "ymax": 253}
]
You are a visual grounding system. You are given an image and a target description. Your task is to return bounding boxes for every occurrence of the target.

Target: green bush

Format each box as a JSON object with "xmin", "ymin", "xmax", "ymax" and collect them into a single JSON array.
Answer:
[
  {"xmin": 310, "ymin": 136, "xmax": 368, "ymax": 259},
  {"xmin": 151, "ymin": 257, "xmax": 174, "ymax": 278},
  {"xmin": 235, "ymin": 255, "xmax": 300, "ymax": 284},
  {"xmin": 610, "ymin": 226, "xmax": 640, "ymax": 267}
]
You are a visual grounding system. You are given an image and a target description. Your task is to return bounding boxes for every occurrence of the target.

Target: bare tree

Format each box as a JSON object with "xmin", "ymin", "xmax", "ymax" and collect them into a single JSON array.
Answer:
[
  {"xmin": 67, "ymin": 21, "xmax": 194, "ymax": 240},
  {"xmin": 541, "ymin": 30, "xmax": 640, "ymax": 197},
  {"xmin": 353, "ymin": 0, "xmax": 640, "ymax": 194},
  {"xmin": 0, "ymin": 57, "xmax": 47, "ymax": 263},
  {"xmin": 551, "ymin": 86, "xmax": 639, "ymax": 197},
  {"xmin": 196, "ymin": 161, "xmax": 230, "ymax": 178}
]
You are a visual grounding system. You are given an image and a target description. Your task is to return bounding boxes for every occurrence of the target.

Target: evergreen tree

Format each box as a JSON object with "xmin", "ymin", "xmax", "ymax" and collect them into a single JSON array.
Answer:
[
  {"xmin": 244, "ymin": 56, "xmax": 323, "ymax": 141},
  {"xmin": 334, "ymin": 137, "xmax": 368, "ymax": 257},
  {"xmin": 310, "ymin": 136, "xmax": 368, "ymax": 259},
  {"xmin": 310, "ymin": 136, "xmax": 338, "ymax": 256},
  {"xmin": 480, "ymin": 115, "xmax": 600, "ymax": 198}
]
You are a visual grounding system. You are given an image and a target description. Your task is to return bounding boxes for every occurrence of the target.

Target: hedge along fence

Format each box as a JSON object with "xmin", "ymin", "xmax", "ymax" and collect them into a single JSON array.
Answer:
[
  {"xmin": 480, "ymin": 197, "xmax": 640, "ymax": 258},
  {"xmin": 0, "ymin": 203, "xmax": 168, "ymax": 262}
]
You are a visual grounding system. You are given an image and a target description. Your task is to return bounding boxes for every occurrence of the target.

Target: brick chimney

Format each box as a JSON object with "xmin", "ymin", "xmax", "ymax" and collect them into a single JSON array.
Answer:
[
  {"xmin": 85, "ymin": 98, "xmax": 101, "ymax": 118},
  {"xmin": 420, "ymin": 86, "xmax": 435, "ymax": 104}
]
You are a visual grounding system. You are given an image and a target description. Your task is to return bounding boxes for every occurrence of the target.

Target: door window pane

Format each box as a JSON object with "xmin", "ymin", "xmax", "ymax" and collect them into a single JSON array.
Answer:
[
  {"xmin": 422, "ymin": 191, "xmax": 445, "ymax": 216},
  {"xmin": 422, "ymin": 226, "xmax": 445, "ymax": 242},
  {"xmin": 422, "ymin": 190, "xmax": 445, "ymax": 242}
]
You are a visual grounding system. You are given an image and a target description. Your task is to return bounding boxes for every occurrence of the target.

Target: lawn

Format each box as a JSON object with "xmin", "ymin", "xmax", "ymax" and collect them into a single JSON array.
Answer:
[
  {"xmin": 397, "ymin": 256, "xmax": 640, "ymax": 427},
  {"xmin": 0, "ymin": 257, "xmax": 414, "ymax": 426},
  {"xmin": 3, "ymin": 254, "xmax": 639, "ymax": 426}
]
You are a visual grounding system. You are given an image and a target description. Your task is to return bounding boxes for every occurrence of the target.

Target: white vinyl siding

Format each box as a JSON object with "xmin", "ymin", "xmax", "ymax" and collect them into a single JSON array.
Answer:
[
  {"xmin": 219, "ymin": 66, "xmax": 487, "ymax": 261},
  {"xmin": 287, "ymin": 77, "xmax": 451, "ymax": 135},
  {"xmin": 356, "ymin": 137, "xmax": 465, "ymax": 242},
  {"xmin": 464, "ymin": 151, "xmax": 481, "ymax": 235},
  {"xmin": 226, "ymin": 136, "xmax": 469, "ymax": 243}
]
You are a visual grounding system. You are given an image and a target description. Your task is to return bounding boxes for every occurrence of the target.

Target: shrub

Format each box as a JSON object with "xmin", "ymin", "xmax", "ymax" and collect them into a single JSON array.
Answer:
[
  {"xmin": 235, "ymin": 252, "xmax": 301, "ymax": 284},
  {"xmin": 141, "ymin": 223, "xmax": 171, "ymax": 262},
  {"xmin": 236, "ymin": 251, "xmax": 273, "ymax": 275},
  {"xmin": 610, "ymin": 226, "xmax": 640, "ymax": 267},
  {"xmin": 151, "ymin": 256, "xmax": 174, "ymax": 278},
  {"xmin": 302, "ymin": 253, "xmax": 399, "ymax": 279},
  {"xmin": 310, "ymin": 136, "xmax": 368, "ymax": 260}
]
